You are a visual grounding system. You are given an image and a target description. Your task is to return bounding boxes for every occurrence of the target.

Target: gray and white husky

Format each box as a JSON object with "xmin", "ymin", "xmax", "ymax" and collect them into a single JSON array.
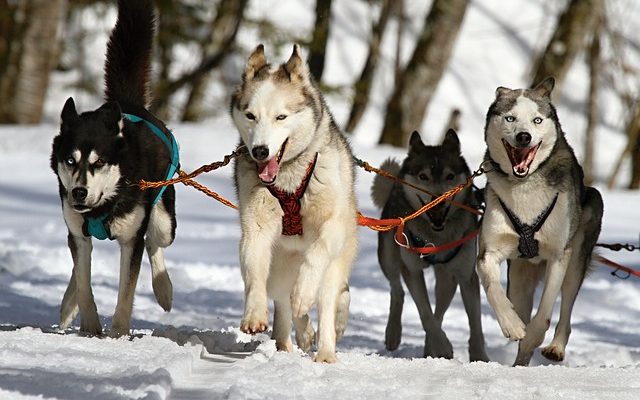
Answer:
[
  {"xmin": 230, "ymin": 44, "xmax": 358, "ymax": 363},
  {"xmin": 477, "ymin": 77, "xmax": 603, "ymax": 366},
  {"xmin": 50, "ymin": 0, "xmax": 176, "ymax": 337},
  {"xmin": 372, "ymin": 130, "xmax": 489, "ymax": 361}
]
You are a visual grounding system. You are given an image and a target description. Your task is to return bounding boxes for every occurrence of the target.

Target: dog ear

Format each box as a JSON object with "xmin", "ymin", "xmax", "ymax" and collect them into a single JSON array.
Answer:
[
  {"xmin": 284, "ymin": 44, "xmax": 310, "ymax": 83},
  {"xmin": 60, "ymin": 97, "xmax": 79, "ymax": 133},
  {"xmin": 97, "ymin": 101, "xmax": 123, "ymax": 134},
  {"xmin": 532, "ymin": 76, "xmax": 555, "ymax": 98},
  {"xmin": 244, "ymin": 44, "xmax": 267, "ymax": 81},
  {"xmin": 495, "ymin": 86, "xmax": 512, "ymax": 98},
  {"xmin": 408, "ymin": 130, "xmax": 425, "ymax": 151},
  {"xmin": 442, "ymin": 129, "xmax": 461, "ymax": 153}
]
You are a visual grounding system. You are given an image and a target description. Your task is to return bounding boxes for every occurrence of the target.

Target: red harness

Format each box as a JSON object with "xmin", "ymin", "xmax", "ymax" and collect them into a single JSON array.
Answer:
[{"xmin": 267, "ymin": 153, "xmax": 318, "ymax": 236}]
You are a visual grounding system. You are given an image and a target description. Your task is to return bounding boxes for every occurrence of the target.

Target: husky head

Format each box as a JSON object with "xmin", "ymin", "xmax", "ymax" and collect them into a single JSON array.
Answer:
[
  {"xmin": 485, "ymin": 77, "xmax": 559, "ymax": 178},
  {"xmin": 401, "ymin": 130, "xmax": 471, "ymax": 231},
  {"xmin": 231, "ymin": 44, "xmax": 322, "ymax": 185},
  {"xmin": 51, "ymin": 97, "xmax": 126, "ymax": 213}
]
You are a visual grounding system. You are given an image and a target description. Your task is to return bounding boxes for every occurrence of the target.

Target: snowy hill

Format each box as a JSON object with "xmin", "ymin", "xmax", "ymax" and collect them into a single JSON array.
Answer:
[{"xmin": 1, "ymin": 0, "xmax": 640, "ymax": 399}]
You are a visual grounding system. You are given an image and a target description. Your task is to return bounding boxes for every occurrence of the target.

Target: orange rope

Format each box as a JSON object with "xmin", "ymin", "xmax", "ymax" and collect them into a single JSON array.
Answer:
[{"xmin": 355, "ymin": 158, "xmax": 483, "ymax": 216}]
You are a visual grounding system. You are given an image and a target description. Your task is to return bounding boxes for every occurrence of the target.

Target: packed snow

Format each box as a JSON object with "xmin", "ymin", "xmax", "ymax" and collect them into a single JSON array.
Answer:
[{"xmin": 1, "ymin": 0, "xmax": 640, "ymax": 399}]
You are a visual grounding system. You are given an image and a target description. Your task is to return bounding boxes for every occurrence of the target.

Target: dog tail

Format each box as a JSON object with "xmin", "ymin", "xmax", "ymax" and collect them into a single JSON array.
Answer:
[
  {"xmin": 371, "ymin": 158, "xmax": 400, "ymax": 209},
  {"xmin": 104, "ymin": 0, "xmax": 155, "ymax": 108}
]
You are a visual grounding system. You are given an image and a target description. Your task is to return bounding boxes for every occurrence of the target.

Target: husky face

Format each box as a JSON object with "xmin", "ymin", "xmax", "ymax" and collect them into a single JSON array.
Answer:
[
  {"xmin": 51, "ymin": 97, "xmax": 125, "ymax": 213},
  {"xmin": 231, "ymin": 44, "xmax": 320, "ymax": 185},
  {"xmin": 485, "ymin": 77, "xmax": 558, "ymax": 178},
  {"xmin": 402, "ymin": 130, "xmax": 470, "ymax": 231}
]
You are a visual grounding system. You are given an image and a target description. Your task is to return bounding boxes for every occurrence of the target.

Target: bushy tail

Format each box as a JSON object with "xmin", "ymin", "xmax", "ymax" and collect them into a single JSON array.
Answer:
[
  {"xmin": 104, "ymin": 0, "xmax": 155, "ymax": 107},
  {"xmin": 371, "ymin": 158, "xmax": 401, "ymax": 209}
]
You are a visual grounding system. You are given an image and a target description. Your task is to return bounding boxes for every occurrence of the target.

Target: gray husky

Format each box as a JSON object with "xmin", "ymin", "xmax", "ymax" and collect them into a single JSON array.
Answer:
[
  {"xmin": 230, "ymin": 44, "xmax": 358, "ymax": 363},
  {"xmin": 372, "ymin": 130, "xmax": 489, "ymax": 361},
  {"xmin": 477, "ymin": 77, "xmax": 603, "ymax": 366}
]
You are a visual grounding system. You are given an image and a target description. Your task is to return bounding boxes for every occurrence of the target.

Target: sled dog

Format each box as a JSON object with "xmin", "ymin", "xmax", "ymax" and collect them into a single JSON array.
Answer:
[
  {"xmin": 372, "ymin": 130, "xmax": 489, "ymax": 361},
  {"xmin": 50, "ymin": 0, "xmax": 178, "ymax": 337},
  {"xmin": 231, "ymin": 44, "xmax": 358, "ymax": 363},
  {"xmin": 477, "ymin": 77, "xmax": 603, "ymax": 366}
]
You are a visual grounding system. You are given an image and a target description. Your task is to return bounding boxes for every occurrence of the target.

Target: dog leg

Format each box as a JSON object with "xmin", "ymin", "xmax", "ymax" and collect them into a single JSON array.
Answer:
[
  {"xmin": 146, "ymin": 202, "xmax": 174, "ymax": 312},
  {"xmin": 239, "ymin": 230, "xmax": 275, "ymax": 334},
  {"xmin": 60, "ymin": 233, "xmax": 80, "ymax": 329},
  {"xmin": 458, "ymin": 269, "xmax": 490, "ymax": 362},
  {"xmin": 334, "ymin": 284, "xmax": 350, "ymax": 342},
  {"xmin": 110, "ymin": 235, "xmax": 145, "ymax": 337},
  {"xmin": 507, "ymin": 259, "xmax": 540, "ymax": 325},
  {"xmin": 379, "ymin": 233, "xmax": 404, "ymax": 351},
  {"xmin": 477, "ymin": 249, "xmax": 526, "ymax": 341},
  {"xmin": 69, "ymin": 234, "xmax": 102, "ymax": 335},
  {"xmin": 272, "ymin": 300, "xmax": 293, "ymax": 352},
  {"xmin": 400, "ymin": 265, "xmax": 453, "ymax": 359},
  {"xmin": 293, "ymin": 314, "xmax": 315, "ymax": 353},
  {"xmin": 514, "ymin": 249, "xmax": 571, "ymax": 366},
  {"xmin": 433, "ymin": 267, "xmax": 457, "ymax": 323}
]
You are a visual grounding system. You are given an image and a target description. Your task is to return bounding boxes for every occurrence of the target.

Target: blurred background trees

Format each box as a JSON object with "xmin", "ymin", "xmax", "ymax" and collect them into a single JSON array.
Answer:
[{"xmin": 0, "ymin": 0, "xmax": 638, "ymax": 188}]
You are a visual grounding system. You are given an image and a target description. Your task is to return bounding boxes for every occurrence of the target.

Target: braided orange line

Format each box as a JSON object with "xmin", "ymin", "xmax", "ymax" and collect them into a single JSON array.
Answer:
[{"xmin": 357, "ymin": 160, "xmax": 482, "ymax": 216}]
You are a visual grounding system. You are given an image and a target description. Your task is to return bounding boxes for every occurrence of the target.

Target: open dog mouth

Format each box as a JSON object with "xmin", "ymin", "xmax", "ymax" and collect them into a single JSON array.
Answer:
[
  {"xmin": 72, "ymin": 205, "xmax": 91, "ymax": 213},
  {"xmin": 502, "ymin": 139, "xmax": 541, "ymax": 178},
  {"xmin": 256, "ymin": 139, "xmax": 288, "ymax": 185},
  {"xmin": 418, "ymin": 195, "xmax": 450, "ymax": 232}
]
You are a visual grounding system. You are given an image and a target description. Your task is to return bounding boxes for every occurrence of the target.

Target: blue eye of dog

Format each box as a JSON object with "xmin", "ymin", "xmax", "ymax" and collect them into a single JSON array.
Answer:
[
  {"xmin": 533, "ymin": 117, "xmax": 543, "ymax": 124},
  {"xmin": 276, "ymin": 114, "xmax": 287, "ymax": 121},
  {"xmin": 505, "ymin": 116, "xmax": 515, "ymax": 122},
  {"xmin": 66, "ymin": 157, "xmax": 75, "ymax": 166},
  {"xmin": 245, "ymin": 112, "xmax": 256, "ymax": 120},
  {"xmin": 418, "ymin": 173, "xmax": 429, "ymax": 181}
]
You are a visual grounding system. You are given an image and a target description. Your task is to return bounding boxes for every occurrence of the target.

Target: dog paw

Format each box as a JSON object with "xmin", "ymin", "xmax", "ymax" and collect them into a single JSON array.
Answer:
[
  {"xmin": 290, "ymin": 288, "xmax": 315, "ymax": 318},
  {"xmin": 152, "ymin": 274, "xmax": 173, "ymax": 312},
  {"xmin": 314, "ymin": 350, "xmax": 338, "ymax": 363},
  {"xmin": 240, "ymin": 310, "xmax": 269, "ymax": 334},
  {"xmin": 79, "ymin": 314, "xmax": 102, "ymax": 336},
  {"xmin": 384, "ymin": 322, "xmax": 402, "ymax": 351},
  {"xmin": 496, "ymin": 309, "xmax": 526, "ymax": 341},
  {"xmin": 275, "ymin": 338, "xmax": 293, "ymax": 352},
  {"xmin": 469, "ymin": 344, "xmax": 490, "ymax": 363},
  {"xmin": 108, "ymin": 326, "xmax": 130, "ymax": 338},
  {"xmin": 424, "ymin": 329, "xmax": 453, "ymax": 359},
  {"xmin": 295, "ymin": 325, "xmax": 315, "ymax": 353},
  {"xmin": 541, "ymin": 344, "xmax": 565, "ymax": 362}
]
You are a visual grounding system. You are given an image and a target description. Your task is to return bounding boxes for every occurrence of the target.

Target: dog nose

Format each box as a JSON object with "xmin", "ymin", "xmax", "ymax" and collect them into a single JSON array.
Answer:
[
  {"xmin": 252, "ymin": 146, "xmax": 269, "ymax": 161},
  {"xmin": 72, "ymin": 187, "xmax": 88, "ymax": 201},
  {"xmin": 516, "ymin": 132, "xmax": 531, "ymax": 147}
]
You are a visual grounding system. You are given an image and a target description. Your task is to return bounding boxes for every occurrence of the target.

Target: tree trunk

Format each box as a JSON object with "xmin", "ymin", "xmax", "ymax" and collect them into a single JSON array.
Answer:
[
  {"xmin": 181, "ymin": 0, "xmax": 248, "ymax": 122},
  {"xmin": 308, "ymin": 0, "xmax": 333, "ymax": 82},
  {"xmin": 393, "ymin": 0, "xmax": 405, "ymax": 88},
  {"xmin": 583, "ymin": 10, "xmax": 602, "ymax": 186},
  {"xmin": 344, "ymin": 0, "xmax": 393, "ymax": 134},
  {"xmin": 379, "ymin": 0, "xmax": 469, "ymax": 147},
  {"xmin": 607, "ymin": 100, "xmax": 640, "ymax": 189},
  {"xmin": 0, "ymin": 0, "xmax": 66, "ymax": 123},
  {"xmin": 530, "ymin": 0, "xmax": 602, "ymax": 91}
]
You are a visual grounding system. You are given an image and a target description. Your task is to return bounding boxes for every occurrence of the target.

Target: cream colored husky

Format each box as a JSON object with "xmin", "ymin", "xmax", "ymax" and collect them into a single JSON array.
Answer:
[{"xmin": 230, "ymin": 44, "xmax": 358, "ymax": 363}]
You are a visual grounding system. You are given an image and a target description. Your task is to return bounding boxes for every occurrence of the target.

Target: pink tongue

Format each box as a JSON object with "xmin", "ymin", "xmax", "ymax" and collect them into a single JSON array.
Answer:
[{"xmin": 258, "ymin": 157, "xmax": 280, "ymax": 183}]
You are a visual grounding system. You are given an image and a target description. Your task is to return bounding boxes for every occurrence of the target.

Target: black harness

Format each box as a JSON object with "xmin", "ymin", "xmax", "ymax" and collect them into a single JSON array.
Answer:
[{"xmin": 498, "ymin": 193, "xmax": 559, "ymax": 259}]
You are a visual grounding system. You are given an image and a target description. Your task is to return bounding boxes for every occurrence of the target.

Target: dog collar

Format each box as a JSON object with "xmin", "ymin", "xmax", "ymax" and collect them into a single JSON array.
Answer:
[
  {"xmin": 406, "ymin": 229, "xmax": 464, "ymax": 265},
  {"xmin": 498, "ymin": 193, "xmax": 559, "ymax": 259},
  {"xmin": 83, "ymin": 113, "xmax": 180, "ymax": 241},
  {"xmin": 267, "ymin": 153, "xmax": 318, "ymax": 236}
]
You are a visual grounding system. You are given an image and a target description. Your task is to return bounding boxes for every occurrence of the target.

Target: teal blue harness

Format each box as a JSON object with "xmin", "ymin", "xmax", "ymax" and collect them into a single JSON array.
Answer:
[{"xmin": 83, "ymin": 113, "xmax": 180, "ymax": 240}]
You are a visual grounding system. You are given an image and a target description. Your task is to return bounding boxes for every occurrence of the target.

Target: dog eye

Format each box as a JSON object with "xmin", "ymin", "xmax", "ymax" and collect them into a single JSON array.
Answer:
[
  {"xmin": 276, "ymin": 114, "xmax": 287, "ymax": 121},
  {"xmin": 245, "ymin": 112, "xmax": 256, "ymax": 120},
  {"xmin": 65, "ymin": 157, "xmax": 76, "ymax": 166},
  {"xmin": 505, "ymin": 116, "xmax": 515, "ymax": 122},
  {"xmin": 94, "ymin": 158, "xmax": 105, "ymax": 168},
  {"xmin": 446, "ymin": 173, "xmax": 455, "ymax": 181},
  {"xmin": 533, "ymin": 117, "xmax": 543, "ymax": 124},
  {"xmin": 418, "ymin": 173, "xmax": 429, "ymax": 181}
]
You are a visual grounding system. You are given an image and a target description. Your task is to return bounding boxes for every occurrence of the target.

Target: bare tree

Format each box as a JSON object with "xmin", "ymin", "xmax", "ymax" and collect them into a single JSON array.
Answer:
[
  {"xmin": 181, "ymin": 0, "xmax": 248, "ymax": 121},
  {"xmin": 379, "ymin": 0, "xmax": 469, "ymax": 147},
  {"xmin": 308, "ymin": 0, "xmax": 333, "ymax": 82},
  {"xmin": 0, "ymin": 0, "xmax": 67, "ymax": 123},
  {"xmin": 530, "ymin": 0, "xmax": 602, "ymax": 91},
  {"xmin": 583, "ymin": 8, "xmax": 603, "ymax": 186},
  {"xmin": 345, "ymin": 0, "xmax": 393, "ymax": 134}
]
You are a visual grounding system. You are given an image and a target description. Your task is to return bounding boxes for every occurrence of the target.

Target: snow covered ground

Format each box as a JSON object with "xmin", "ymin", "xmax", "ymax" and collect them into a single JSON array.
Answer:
[{"xmin": 1, "ymin": 0, "xmax": 640, "ymax": 399}]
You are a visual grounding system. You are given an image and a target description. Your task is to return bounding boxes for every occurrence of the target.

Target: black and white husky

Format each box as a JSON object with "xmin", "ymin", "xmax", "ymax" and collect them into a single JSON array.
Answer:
[
  {"xmin": 50, "ymin": 0, "xmax": 178, "ymax": 337},
  {"xmin": 477, "ymin": 77, "xmax": 603, "ymax": 366}
]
